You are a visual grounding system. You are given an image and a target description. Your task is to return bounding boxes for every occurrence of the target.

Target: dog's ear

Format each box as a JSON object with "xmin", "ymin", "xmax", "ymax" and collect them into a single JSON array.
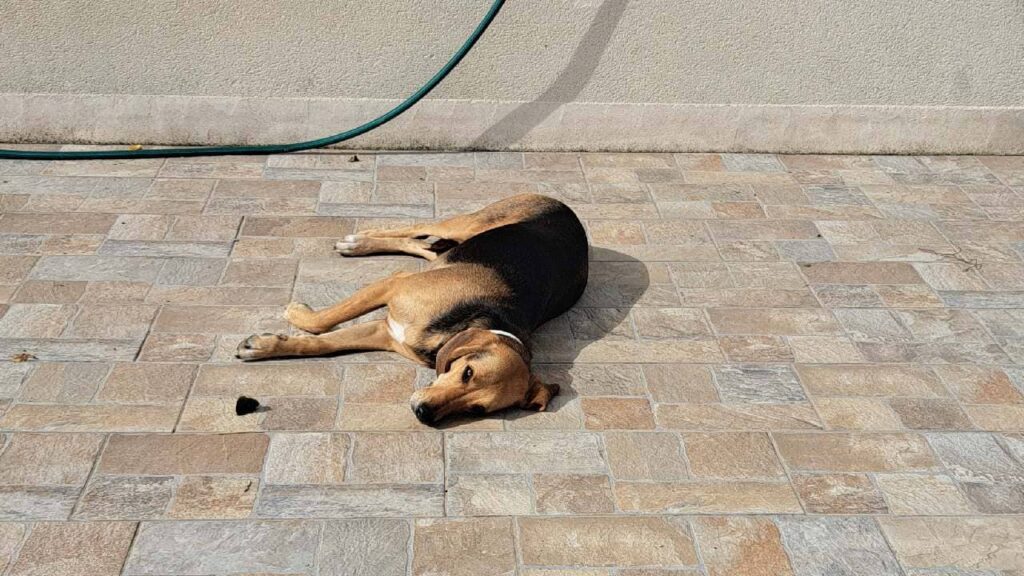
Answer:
[
  {"xmin": 435, "ymin": 329, "xmax": 487, "ymax": 375},
  {"xmin": 522, "ymin": 375, "xmax": 560, "ymax": 412}
]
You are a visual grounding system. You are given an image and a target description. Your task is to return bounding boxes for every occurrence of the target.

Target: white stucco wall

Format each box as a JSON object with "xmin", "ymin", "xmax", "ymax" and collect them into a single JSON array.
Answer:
[{"xmin": 2, "ymin": 0, "xmax": 1023, "ymax": 152}]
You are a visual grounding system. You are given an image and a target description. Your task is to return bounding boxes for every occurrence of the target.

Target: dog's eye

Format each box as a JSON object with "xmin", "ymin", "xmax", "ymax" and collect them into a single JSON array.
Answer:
[{"xmin": 462, "ymin": 365, "xmax": 473, "ymax": 383}]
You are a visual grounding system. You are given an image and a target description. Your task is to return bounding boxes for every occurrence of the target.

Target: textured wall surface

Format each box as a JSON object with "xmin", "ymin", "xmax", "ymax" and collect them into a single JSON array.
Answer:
[{"xmin": 2, "ymin": 0, "xmax": 1023, "ymax": 151}]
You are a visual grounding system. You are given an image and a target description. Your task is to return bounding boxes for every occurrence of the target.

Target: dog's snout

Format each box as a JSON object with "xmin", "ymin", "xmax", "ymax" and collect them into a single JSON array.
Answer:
[{"xmin": 412, "ymin": 403, "xmax": 435, "ymax": 424}]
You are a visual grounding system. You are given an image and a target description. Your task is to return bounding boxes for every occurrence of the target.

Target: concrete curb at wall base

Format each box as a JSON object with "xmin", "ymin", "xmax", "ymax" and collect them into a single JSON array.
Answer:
[{"xmin": 1, "ymin": 94, "xmax": 1022, "ymax": 154}]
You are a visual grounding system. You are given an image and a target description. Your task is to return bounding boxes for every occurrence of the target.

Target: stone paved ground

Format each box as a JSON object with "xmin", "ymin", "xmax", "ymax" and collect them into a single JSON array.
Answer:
[{"xmin": 0, "ymin": 148, "xmax": 1023, "ymax": 575}]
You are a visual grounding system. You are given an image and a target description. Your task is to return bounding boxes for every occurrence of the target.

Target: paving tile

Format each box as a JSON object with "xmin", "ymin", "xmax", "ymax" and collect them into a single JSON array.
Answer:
[
  {"xmin": 874, "ymin": 473, "xmax": 973, "ymax": 514},
  {"xmin": 692, "ymin": 516, "xmax": 794, "ymax": 576},
  {"xmin": 348, "ymin": 432, "xmax": 442, "ymax": 483},
  {"xmin": 108, "ymin": 214, "xmax": 171, "ymax": 241},
  {"xmin": 879, "ymin": 517, "xmax": 1024, "ymax": 572},
  {"xmin": 581, "ymin": 397, "xmax": 655, "ymax": 429},
  {"xmin": 777, "ymin": 517, "xmax": 902, "ymax": 576},
  {"xmin": 12, "ymin": 280, "xmax": 86, "ymax": 303},
  {"xmin": 151, "ymin": 305, "xmax": 287, "ymax": 333},
  {"xmin": 0, "ymin": 486, "xmax": 80, "ymax": 520},
  {"xmin": 0, "ymin": 256, "xmax": 38, "ymax": 284},
  {"xmin": 775, "ymin": 432, "xmax": 938, "ymax": 472},
  {"xmin": 98, "ymin": 433, "xmax": 269, "ymax": 475},
  {"xmin": 791, "ymin": 473, "xmax": 887, "ymax": 513},
  {"xmin": 683, "ymin": 432, "xmax": 785, "ymax": 479},
  {"xmin": 155, "ymin": 257, "xmax": 226, "ymax": 285},
  {"xmin": 30, "ymin": 256, "xmax": 164, "ymax": 282},
  {"xmin": 17, "ymin": 361, "xmax": 109, "ymax": 403},
  {"xmin": 137, "ymin": 333, "xmax": 215, "ymax": 361},
  {"xmin": 9, "ymin": 521, "xmax": 136, "ymax": 576},
  {"xmin": 643, "ymin": 364, "xmax": 717, "ymax": 402},
  {"xmin": 168, "ymin": 476, "xmax": 257, "ymax": 519},
  {"xmin": 788, "ymin": 336, "xmax": 864, "ymax": 363},
  {"xmin": 657, "ymin": 403, "xmax": 823, "ymax": 431},
  {"xmin": 834, "ymin": 309, "xmax": 912, "ymax": 342},
  {"xmin": 926, "ymin": 432, "xmax": 1024, "ymax": 484},
  {"xmin": 67, "ymin": 305, "xmax": 157, "ymax": 339},
  {"xmin": 616, "ymin": 480, "xmax": 801, "ymax": 513},
  {"xmin": 796, "ymin": 364, "xmax": 945, "ymax": 397},
  {"xmin": 412, "ymin": 518, "xmax": 515, "ymax": 576},
  {"xmin": 800, "ymin": 261, "xmax": 922, "ymax": 284},
  {"xmin": 0, "ymin": 304, "xmax": 76, "ymax": 338},
  {"xmin": 96, "ymin": 363, "xmax": 194, "ymax": 403},
  {"xmin": 257, "ymin": 483, "xmax": 443, "ymax": 517},
  {"xmin": 518, "ymin": 516, "xmax": 697, "ymax": 567},
  {"xmin": 708, "ymin": 308, "xmax": 841, "ymax": 335},
  {"xmin": 98, "ymin": 239, "xmax": 231, "ymax": 258},
  {"xmin": 321, "ymin": 518, "xmax": 410, "ymax": 576},
  {"xmin": 124, "ymin": 520, "xmax": 318, "ymax": 575},
  {"xmin": 719, "ymin": 335, "xmax": 794, "ymax": 362},
  {"xmin": 890, "ymin": 398, "xmax": 974, "ymax": 430},
  {"xmin": 446, "ymin": 474, "xmax": 532, "ymax": 516},
  {"xmin": 604, "ymin": 431, "xmax": 689, "ymax": 481},
  {"xmin": 543, "ymin": 364, "xmax": 646, "ymax": 397},
  {"xmin": 713, "ymin": 364, "xmax": 806, "ymax": 403},
  {"xmin": 0, "ymin": 433, "xmax": 103, "ymax": 486},
  {"xmin": 74, "ymin": 475, "xmax": 175, "ymax": 520},
  {"xmin": 447, "ymin": 432, "xmax": 605, "ymax": 474},
  {"xmin": 533, "ymin": 474, "xmax": 614, "ymax": 514},
  {"xmin": 633, "ymin": 307, "xmax": 711, "ymax": 339},
  {"xmin": 79, "ymin": 281, "xmax": 150, "ymax": 303},
  {"xmin": 0, "ymin": 523, "xmax": 26, "ymax": 574},
  {"xmin": 815, "ymin": 398, "xmax": 903, "ymax": 431},
  {"xmin": 265, "ymin": 432, "xmax": 349, "ymax": 485},
  {"xmin": 0, "ymin": 404, "xmax": 178, "ymax": 432},
  {"xmin": 0, "ymin": 213, "xmax": 116, "ymax": 235}
]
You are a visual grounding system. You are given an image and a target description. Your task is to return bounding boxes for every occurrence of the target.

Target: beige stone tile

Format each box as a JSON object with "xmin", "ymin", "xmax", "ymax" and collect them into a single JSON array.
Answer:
[
  {"xmin": 96, "ymin": 363, "xmax": 195, "ymax": 404},
  {"xmin": 643, "ymin": 365, "xmax": 718, "ymax": 403},
  {"xmin": 684, "ymin": 432, "xmax": 785, "ymax": 479},
  {"xmin": 879, "ymin": 517, "xmax": 1024, "ymax": 572},
  {"xmin": 98, "ymin": 433, "xmax": 268, "ymax": 475},
  {"xmin": 108, "ymin": 215, "xmax": 171, "ymax": 241},
  {"xmin": 815, "ymin": 398, "xmax": 903, "ymax": 431},
  {"xmin": 445, "ymin": 474, "xmax": 531, "ymax": 516},
  {"xmin": 800, "ymin": 261, "xmax": 923, "ymax": 284},
  {"xmin": 67, "ymin": 305, "xmax": 157, "ymax": 339},
  {"xmin": 319, "ymin": 518, "xmax": 409, "ymax": 576},
  {"xmin": 0, "ymin": 523, "xmax": 26, "ymax": 574},
  {"xmin": 342, "ymin": 363, "xmax": 417, "ymax": 403},
  {"xmin": 934, "ymin": 365, "xmax": 1024, "ymax": 405},
  {"xmin": 137, "ymin": 333, "xmax": 215, "ymax": 362},
  {"xmin": 791, "ymin": 473, "xmax": 887, "ymax": 513},
  {"xmin": 775, "ymin": 432, "xmax": 938, "ymax": 472},
  {"xmin": 615, "ymin": 481, "xmax": 801, "ymax": 514},
  {"xmin": 656, "ymin": 403, "xmax": 823, "ymax": 431},
  {"xmin": 604, "ymin": 431, "xmax": 689, "ymax": 481},
  {"xmin": 581, "ymin": 398, "xmax": 655, "ymax": 430},
  {"xmin": 890, "ymin": 398, "xmax": 974, "ymax": 430},
  {"xmin": 193, "ymin": 362, "xmax": 339, "ymax": 396},
  {"xmin": 265, "ymin": 433, "xmax": 348, "ymax": 485},
  {"xmin": 17, "ymin": 362, "xmax": 109, "ymax": 403},
  {"xmin": 413, "ymin": 518, "xmax": 515, "ymax": 576},
  {"xmin": 874, "ymin": 473, "xmax": 973, "ymax": 515},
  {"xmin": 633, "ymin": 307, "xmax": 712, "ymax": 339},
  {"xmin": 74, "ymin": 475, "xmax": 174, "ymax": 520},
  {"xmin": 0, "ymin": 404, "xmax": 179, "ymax": 432},
  {"xmin": 518, "ymin": 516, "xmax": 697, "ymax": 567},
  {"xmin": 169, "ymin": 476, "xmax": 257, "ymax": 519},
  {"xmin": 447, "ymin": 431, "xmax": 604, "ymax": 474},
  {"xmin": 964, "ymin": 405, "xmax": 1024, "ymax": 432},
  {"xmin": 0, "ymin": 304, "xmax": 75, "ymax": 338},
  {"xmin": 8, "ymin": 521, "xmax": 136, "ymax": 576},
  {"xmin": 12, "ymin": 281, "xmax": 86, "ymax": 304},
  {"xmin": 692, "ymin": 516, "xmax": 794, "ymax": 576},
  {"xmin": 534, "ymin": 474, "xmax": 614, "ymax": 514},
  {"xmin": 573, "ymin": 339, "xmax": 723, "ymax": 363},
  {"xmin": 349, "ymin": 432, "xmax": 443, "ymax": 483},
  {"xmin": 0, "ymin": 213, "xmax": 115, "ymax": 235},
  {"xmin": 0, "ymin": 433, "xmax": 103, "ymax": 486},
  {"xmin": 788, "ymin": 336, "xmax": 864, "ymax": 363},
  {"xmin": 796, "ymin": 364, "xmax": 945, "ymax": 397},
  {"xmin": 719, "ymin": 335, "xmax": 794, "ymax": 362},
  {"xmin": 708, "ymin": 308, "xmax": 841, "ymax": 335}
]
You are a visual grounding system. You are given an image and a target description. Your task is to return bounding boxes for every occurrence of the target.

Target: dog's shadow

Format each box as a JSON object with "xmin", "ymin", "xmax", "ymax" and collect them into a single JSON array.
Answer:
[{"xmin": 502, "ymin": 246, "xmax": 650, "ymax": 424}]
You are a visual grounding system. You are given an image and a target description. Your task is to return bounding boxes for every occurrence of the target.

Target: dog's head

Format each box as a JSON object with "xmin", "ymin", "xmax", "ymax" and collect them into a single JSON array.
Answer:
[{"xmin": 409, "ymin": 328, "xmax": 558, "ymax": 424}]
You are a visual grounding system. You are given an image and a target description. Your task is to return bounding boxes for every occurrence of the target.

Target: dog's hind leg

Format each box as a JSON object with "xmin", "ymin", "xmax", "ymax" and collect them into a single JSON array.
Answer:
[
  {"xmin": 237, "ymin": 319, "xmax": 398, "ymax": 361},
  {"xmin": 334, "ymin": 235, "xmax": 452, "ymax": 260},
  {"xmin": 285, "ymin": 272, "xmax": 411, "ymax": 334}
]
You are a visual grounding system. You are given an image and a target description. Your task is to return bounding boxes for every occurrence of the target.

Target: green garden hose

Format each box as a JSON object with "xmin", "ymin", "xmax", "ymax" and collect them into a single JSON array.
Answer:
[{"xmin": 0, "ymin": 0, "xmax": 505, "ymax": 161}]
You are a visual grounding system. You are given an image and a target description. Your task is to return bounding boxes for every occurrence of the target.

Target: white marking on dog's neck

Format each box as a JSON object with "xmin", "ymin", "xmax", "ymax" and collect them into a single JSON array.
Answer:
[
  {"xmin": 489, "ymin": 329, "xmax": 523, "ymax": 346},
  {"xmin": 386, "ymin": 315, "xmax": 406, "ymax": 343}
]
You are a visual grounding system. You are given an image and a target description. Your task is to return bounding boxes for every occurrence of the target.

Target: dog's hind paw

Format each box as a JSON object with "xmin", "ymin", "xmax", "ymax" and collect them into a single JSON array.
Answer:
[{"xmin": 235, "ymin": 333, "xmax": 287, "ymax": 360}]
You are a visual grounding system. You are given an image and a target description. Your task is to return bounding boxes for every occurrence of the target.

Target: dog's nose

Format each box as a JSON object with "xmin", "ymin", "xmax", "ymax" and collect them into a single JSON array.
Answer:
[{"xmin": 412, "ymin": 403, "xmax": 435, "ymax": 424}]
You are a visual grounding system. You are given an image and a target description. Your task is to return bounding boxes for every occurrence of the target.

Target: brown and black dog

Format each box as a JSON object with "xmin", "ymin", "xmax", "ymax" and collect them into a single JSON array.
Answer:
[{"xmin": 236, "ymin": 194, "xmax": 588, "ymax": 424}]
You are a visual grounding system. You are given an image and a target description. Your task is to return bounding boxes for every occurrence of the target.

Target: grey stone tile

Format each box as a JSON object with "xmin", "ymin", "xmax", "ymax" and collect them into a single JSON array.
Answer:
[
  {"xmin": 813, "ymin": 285, "xmax": 884, "ymax": 308},
  {"xmin": 834, "ymin": 309, "xmax": 913, "ymax": 342},
  {"xmin": 74, "ymin": 476, "xmax": 175, "ymax": 520},
  {"xmin": 98, "ymin": 240, "xmax": 232, "ymax": 258},
  {"xmin": 927, "ymin": 433, "xmax": 1024, "ymax": 484},
  {"xmin": 960, "ymin": 481, "xmax": 1024, "ymax": 513},
  {"xmin": 0, "ymin": 486, "xmax": 79, "ymax": 520},
  {"xmin": 0, "ymin": 363, "xmax": 32, "ymax": 398},
  {"xmin": 940, "ymin": 291, "xmax": 1024, "ymax": 308},
  {"xmin": 320, "ymin": 519, "xmax": 410, "ymax": 576},
  {"xmin": 722, "ymin": 153, "xmax": 785, "ymax": 172},
  {"xmin": 318, "ymin": 203, "xmax": 434, "ymax": 218},
  {"xmin": 775, "ymin": 239, "xmax": 836, "ymax": 262},
  {"xmin": 124, "ymin": 520, "xmax": 319, "ymax": 575},
  {"xmin": 714, "ymin": 364, "xmax": 807, "ymax": 403},
  {"xmin": 0, "ymin": 339, "xmax": 140, "ymax": 362},
  {"xmin": 30, "ymin": 256, "xmax": 164, "ymax": 282},
  {"xmin": 156, "ymin": 258, "xmax": 227, "ymax": 286},
  {"xmin": 446, "ymin": 432, "xmax": 606, "ymax": 474},
  {"xmin": 256, "ymin": 484, "xmax": 443, "ymax": 517},
  {"xmin": 776, "ymin": 516, "xmax": 902, "ymax": 576}
]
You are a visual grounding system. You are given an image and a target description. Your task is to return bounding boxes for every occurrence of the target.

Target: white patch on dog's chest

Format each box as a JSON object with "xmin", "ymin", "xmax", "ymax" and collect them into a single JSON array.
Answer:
[{"xmin": 386, "ymin": 315, "xmax": 407, "ymax": 343}]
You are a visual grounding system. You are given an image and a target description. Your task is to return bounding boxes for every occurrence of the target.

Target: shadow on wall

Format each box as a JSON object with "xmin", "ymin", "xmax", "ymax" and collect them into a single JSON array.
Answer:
[
  {"xmin": 504, "ymin": 246, "xmax": 650, "ymax": 422},
  {"xmin": 471, "ymin": 0, "xmax": 631, "ymax": 149}
]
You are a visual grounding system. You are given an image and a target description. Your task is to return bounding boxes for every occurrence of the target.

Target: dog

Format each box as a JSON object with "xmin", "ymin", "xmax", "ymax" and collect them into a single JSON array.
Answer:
[{"xmin": 236, "ymin": 194, "xmax": 589, "ymax": 424}]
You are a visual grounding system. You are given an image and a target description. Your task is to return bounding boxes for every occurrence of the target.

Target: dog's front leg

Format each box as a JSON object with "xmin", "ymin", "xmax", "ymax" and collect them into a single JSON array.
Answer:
[
  {"xmin": 236, "ymin": 320, "xmax": 395, "ymax": 361},
  {"xmin": 285, "ymin": 272, "xmax": 412, "ymax": 334}
]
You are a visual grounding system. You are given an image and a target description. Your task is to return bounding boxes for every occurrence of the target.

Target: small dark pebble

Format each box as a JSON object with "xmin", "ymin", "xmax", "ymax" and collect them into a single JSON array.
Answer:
[
  {"xmin": 236, "ymin": 396, "xmax": 260, "ymax": 416},
  {"xmin": 349, "ymin": 154, "xmax": 359, "ymax": 162}
]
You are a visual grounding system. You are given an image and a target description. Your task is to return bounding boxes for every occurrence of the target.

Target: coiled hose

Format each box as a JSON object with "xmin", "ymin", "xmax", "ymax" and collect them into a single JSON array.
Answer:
[{"xmin": 0, "ymin": 0, "xmax": 505, "ymax": 160}]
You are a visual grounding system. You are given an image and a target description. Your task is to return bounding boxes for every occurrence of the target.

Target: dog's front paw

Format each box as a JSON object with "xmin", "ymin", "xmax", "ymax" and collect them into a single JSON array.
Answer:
[
  {"xmin": 334, "ymin": 234, "xmax": 373, "ymax": 257},
  {"xmin": 236, "ymin": 333, "xmax": 288, "ymax": 360}
]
